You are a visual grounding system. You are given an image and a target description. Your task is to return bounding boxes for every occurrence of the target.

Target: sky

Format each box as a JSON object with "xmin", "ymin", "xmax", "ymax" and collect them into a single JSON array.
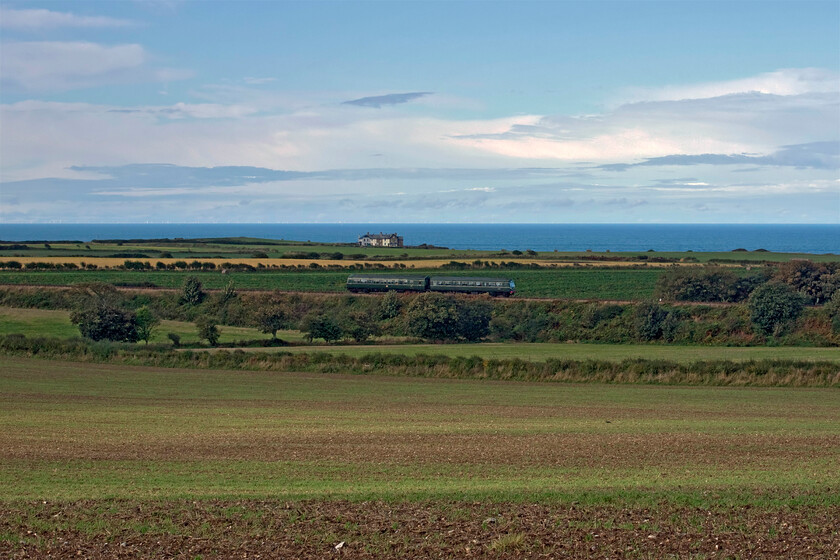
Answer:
[{"xmin": 1, "ymin": 0, "xmax": 838, "ymax": 223}]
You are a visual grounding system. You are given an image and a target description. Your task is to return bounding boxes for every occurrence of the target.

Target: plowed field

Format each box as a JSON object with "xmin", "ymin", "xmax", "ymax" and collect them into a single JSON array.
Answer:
[{"xmin": 2, "ymin": 357, "xmax": 839, "ymax": 558}]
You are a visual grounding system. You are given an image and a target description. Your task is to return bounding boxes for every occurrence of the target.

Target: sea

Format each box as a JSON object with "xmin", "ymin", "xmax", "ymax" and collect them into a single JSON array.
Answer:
[{"xmin": 0, "ymin": 224, "xmax": 837, "ymax": 254}]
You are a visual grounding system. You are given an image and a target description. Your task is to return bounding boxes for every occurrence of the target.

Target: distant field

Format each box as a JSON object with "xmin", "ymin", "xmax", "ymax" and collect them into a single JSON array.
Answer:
[
  {"xmin": 243, "ymin": 342, "xmax": 840, "ymax": 363},
  {"xmin": 0, "ymin": 268, "xmax": 664, "ymax": 299},
  {"xmin": 2, "ymin": 237, "xmax": 837, "ymax": 263}
]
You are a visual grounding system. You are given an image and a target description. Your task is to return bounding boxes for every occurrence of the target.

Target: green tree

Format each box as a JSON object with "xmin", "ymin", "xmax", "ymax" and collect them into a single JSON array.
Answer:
[
  {"xmin": 405, "ymin": 293, "xmax": 460, "ymax": 341},
  {"xmin": 456, "ymin": 299, "xmax": 492, "ymax": 342},
  {"xmin": 71, "ymin": 304, "xmax": 139, "ymax": 342},
  {"xmin": 342, "ymin": 310, "xmax": 380, "ymax": 343},
  {"xmin": 256, "ymin": 304, "xmax": 287, "ymax": 339},
  {"xmin": 301, "ymin": 314, "xmax": 342, "ymax": 343},
  {"xmin": 179, "ymin": 276, "xmax": 205, "ymax": 306},
  {"xmin": 748, "ymin": 282, "xmax": 805, "ymax": 336},
  {"xmin": 219, "ymin": 279, "xmax": 237, "ymax": 306},
  {"xmin": 135, "ymin": 305, "xmax": 160, "ymax": 344},
  {"xmin": 378, "ymin": 291, "xmax": 403, "ymax": 320},
  {"xmin": 196, "ymin": 317, "xmax": 220, "ymax": 346}
]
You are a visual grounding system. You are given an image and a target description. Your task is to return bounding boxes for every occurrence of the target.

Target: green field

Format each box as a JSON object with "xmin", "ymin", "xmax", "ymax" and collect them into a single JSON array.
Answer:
[
  {"xmin": 0, "ymin": 306, "xmax": 304, "ymax": 344},
  {"xmin": 2, "ymin": 356, "xmax": 839, "ymax": 502},
  {"xmin": 6, "ymin": 306, "xmax": 837, "ymax": 363},
  {"xmin": 0, "ymin": 268, "xmax": 665, "ymax": 299},
  {"xmin": 255, "ymin": 342, "xmax": 840, "ymax": 363}
]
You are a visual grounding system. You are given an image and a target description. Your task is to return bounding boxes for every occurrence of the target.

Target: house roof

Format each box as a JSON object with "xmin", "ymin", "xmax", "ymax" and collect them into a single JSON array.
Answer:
[{"xmin": 360, "ymin": 232, "xmax": 401, "ymax": 239}]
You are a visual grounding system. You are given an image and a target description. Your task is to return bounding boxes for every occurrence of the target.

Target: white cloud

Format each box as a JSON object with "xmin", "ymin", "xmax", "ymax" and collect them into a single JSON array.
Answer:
[
  {"xmin": 0, "ymin": 41, "xmax": 192, "ymax": 92},
  {"xmin": 1, "ymin": 41, "xmax": 145, "ymax": 91},
  {"xmin": 619, "ymin": 68, "xmax": 839, "ymax": 104},
  {"xmin": 0, "ymin": 7, "xmax": 134, "ymax": 29}
]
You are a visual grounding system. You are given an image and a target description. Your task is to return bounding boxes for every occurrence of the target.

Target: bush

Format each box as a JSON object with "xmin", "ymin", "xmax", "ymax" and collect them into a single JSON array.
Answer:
[
  {"xmin": 167, "ymin": 332, "xmax": 181, "ymax": 347},
  {"xmin": 655, "ymin": 266, "xmax": 749, "ymax": 302},
  {"xmin": 748, "ymin": 282, "xmax": 806, "ymax": 336},
  {"xmin": 634, "ymin": 302, "xmax": 669, "ymax": 341}
]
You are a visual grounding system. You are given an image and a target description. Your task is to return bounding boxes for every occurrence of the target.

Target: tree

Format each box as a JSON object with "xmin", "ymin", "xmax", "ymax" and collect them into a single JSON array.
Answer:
[
  {"xmin": 256, "ymin": 304, "xmax": 287, "ymax": 339},
  {"xmin": 654, "ymin": 266, "xmax": 744, "ymax": 302},
  {"xmin": 301, "ymin": 314, "xmax": 342, "ymax": 343},
  {"xmin": 774, "ymin": 260, "xmax": 840, "ymax": 304},
  {"xmin": 135, "ymin": 306, "xmax": 160, "ymax": 344},
  {"xmin": 456, "ymin": 299, "xmax": 492, "ymax": 342},
  {"xmin": 196, "ymin": 317, "xmax": 220, "ymax": 346},
  {"xmin": 378, "ymin": 291, "xmax": 402, "ymax": 320},
  {"xmin": 748, "ymin": 282, "xmax": 805, "ymax": 336},
  {"xmin": 180, "ymin": 276, "xmax": 205, "ymax": 306},
  {"xmin": 71, "ymin": 304, "xmax": 139, "ymax": 342},
  {"xmin": 342, "ymin": 310, "xmax": 380, "ymax": 342},
  {"xmin": 219, "ymin": 280, "xmax": 237, "ymax": 306},
  {"xmin": 405, "ymin": 293, "xmax": 460, "ymax": 341}
]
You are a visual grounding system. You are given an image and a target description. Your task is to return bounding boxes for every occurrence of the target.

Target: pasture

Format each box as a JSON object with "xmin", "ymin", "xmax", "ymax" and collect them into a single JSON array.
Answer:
[
  {"xmin": 242, "ymin": 342, "xmax": 840, "ymax": 363},
  {"xmin": 1, "ymin": 356, "xmax": 838, "ymax": 557},
  {"xmin": 0, "ymin": 306, "xmax": 298, "ymax": 345}
]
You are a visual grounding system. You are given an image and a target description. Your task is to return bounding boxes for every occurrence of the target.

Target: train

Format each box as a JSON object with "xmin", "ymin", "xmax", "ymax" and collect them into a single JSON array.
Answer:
[{"xmin": 346, "ymin": 275, "xmax": 516, "ymax": 297}]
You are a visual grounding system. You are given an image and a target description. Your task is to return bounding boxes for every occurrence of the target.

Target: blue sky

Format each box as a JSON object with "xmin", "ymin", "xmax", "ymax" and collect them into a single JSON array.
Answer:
[{"xmin": 1, "ymin": 0, "xmax": 838, "ymax": 223}]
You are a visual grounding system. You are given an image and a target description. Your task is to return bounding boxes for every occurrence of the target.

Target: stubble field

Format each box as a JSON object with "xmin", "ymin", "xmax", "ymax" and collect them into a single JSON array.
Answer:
[{"xmin": 2, "ymin": 356, "xmax": 839, "ymax": 557}]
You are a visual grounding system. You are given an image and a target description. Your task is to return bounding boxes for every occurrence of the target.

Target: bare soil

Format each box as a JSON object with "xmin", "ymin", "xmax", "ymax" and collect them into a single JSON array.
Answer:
[{"xmin": 3, "ymin": 499, "xmax": 838, "ymax": 559}]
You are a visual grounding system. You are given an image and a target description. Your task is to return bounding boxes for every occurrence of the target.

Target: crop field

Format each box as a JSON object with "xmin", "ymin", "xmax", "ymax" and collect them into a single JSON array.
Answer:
[
  {"xmin": 1, "ymin": 356, "xmax": 839, "ymax": 557},
  {"xmin": 244, "ymin": 342, "xmax": 840, "ymax": 363},
  {"xmin": 0, "ymin": 268, "xmax": 665, "ymax": 299}
]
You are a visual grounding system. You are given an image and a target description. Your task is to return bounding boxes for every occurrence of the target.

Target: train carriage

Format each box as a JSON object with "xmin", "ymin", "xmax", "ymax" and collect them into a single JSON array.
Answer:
[
  {"xmin": 429, "ymin": 276, "xmax": 515, "ymax": 297},
  {"xmin": 346, "ymin": 275, "xmax": 515, "ymax": 296},
  {"xmin": 346, "ymin": 275, "xmax": 428, "ymax": 293}
]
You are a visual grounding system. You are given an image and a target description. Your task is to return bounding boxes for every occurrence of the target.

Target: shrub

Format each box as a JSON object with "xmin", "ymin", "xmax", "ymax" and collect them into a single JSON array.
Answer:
[
  {"xmin": 167, "ymin": 332, "xmax": 181, "ymax": 347},
  {"xmin": 634, "ymin": 302, "xmax": 668, "ymax": 341}
]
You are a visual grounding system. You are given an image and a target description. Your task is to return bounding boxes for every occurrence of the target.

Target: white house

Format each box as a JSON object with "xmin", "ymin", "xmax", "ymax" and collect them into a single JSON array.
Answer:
[{"xmin": 358, "ymin": 232, "xmax": 404, "ymax": 247}]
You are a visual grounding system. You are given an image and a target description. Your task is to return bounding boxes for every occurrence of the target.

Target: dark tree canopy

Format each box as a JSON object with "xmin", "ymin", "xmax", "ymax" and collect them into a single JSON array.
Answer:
[
  {"xmin": 748, "ymin": 282, "xmax": 806, "ymax": 336},
  {"xmin": 71, "ymin": 304, "xmax": 139, "ymax": 342}
]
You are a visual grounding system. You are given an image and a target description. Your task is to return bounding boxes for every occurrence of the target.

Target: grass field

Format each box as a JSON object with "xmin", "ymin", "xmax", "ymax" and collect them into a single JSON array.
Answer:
[
  {"xmin": 0, "ymin": 306, "xmax": 303, "ymax": 344},
  {"xmin": 0, "ymin": 267, "xmax": 665, "ymax": 299},
  {"xmin": 2, "ymin": 356, "xmax": 838, "ymax": 557},
  {"xmin": 5, "ymin": 306, "xmax": 838, "ymax": 364},
  {"xmin": 251, "ymin": 342, "xmax": 840, "ymax": 363}
]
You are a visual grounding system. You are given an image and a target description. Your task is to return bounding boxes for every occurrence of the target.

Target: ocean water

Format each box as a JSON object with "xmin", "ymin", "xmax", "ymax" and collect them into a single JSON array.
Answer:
[{"xmin": 0, "ymin": 224, "xmax": 837, "ymax": 253}]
